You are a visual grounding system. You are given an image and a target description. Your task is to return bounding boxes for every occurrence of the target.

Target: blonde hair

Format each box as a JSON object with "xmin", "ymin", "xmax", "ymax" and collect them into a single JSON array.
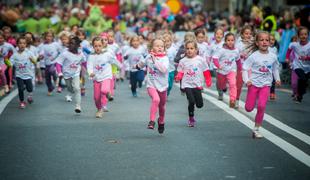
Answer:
[
  {"xmin": 58, "ymin": 30, "xmax": 71, "ymax": 39},
  {"xmin": 184, "ymin": 32, "xmax": 196, "ymax": 42},
  {"xmin": 246, "ymin": 31, "xmax": 270, "ymax": 55},
  {"xmin": 149, "ymin": 38, "xmax": 165, "ymax": 52}
]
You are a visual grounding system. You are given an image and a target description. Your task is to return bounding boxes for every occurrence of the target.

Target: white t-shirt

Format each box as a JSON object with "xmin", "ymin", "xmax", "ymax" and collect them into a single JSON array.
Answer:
[
  {"xmin": 242, "ymin": 51, "xmax": 280, "ymax": 87},
  {"xmin": 166, "ymin": 45, "xmax": 177, "ymax": 72},
  {"xmin": 57, "ymin": 51, "xmax": 85, "ymax": 79},
  {"xmin": 212, "ymin": 47, "xmax": 240, "ymax": 75},
  {"xmin": 124, "ymin": 46, "xmax": 147, "ymax": 72},
  {"xmin": 10, "ymin": 49, "xmax": 35, "ymax": 80},
  {"xmin": 209, "ymin": 41, "xmax": 224, "ymax": 70},
  {"xmin": 197, "ymin": 42, "xmax": 211, "ymax": 61},
  {"xmin": 235, "ymin": 40, "xmax": 250, "ymax": 63},
  {"xmin": 177, "ymin": 55, "xmax": 209, "ymax": 89},
  {"xmin": 87, "ymin": 51, "xmax": 120, "ymax": 82},
  {"xmin": 290, "ymin": 42, "xmax": 310, "ymax": 73},
  {"xmin": 140, "ymin": 55, "xmax": 169, "ymax": 92},
  {"xmin": 39, "ymin": 42, "xmax": 59, "ymax": 66},
  {"xmin": 0, "ymin": 42, "xmax": 16, "ymax": 65}
]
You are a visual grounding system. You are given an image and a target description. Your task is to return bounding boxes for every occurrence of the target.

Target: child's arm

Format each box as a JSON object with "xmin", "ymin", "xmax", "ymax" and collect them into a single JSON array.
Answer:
[
  {"xmin": 109, "ymin": 53, "xmax": 122, "ymax": 68},
  {"xmin": 153, "ymin": 57, "xmax": 168, "ymax": 74},
  {"xmin": 242, "ymin": 55, "xmax": 254, "ymax": 86},
  {"xmin": 87, "ymin": 55, "xmax": 95, "ymax": 77},
  {"xmin": 174, "ymin": 60, "xmax": 184, "ymax": 82},
  {"xmin": 273, "ymin": 60, "xmax": 281, "ymax": 86}
]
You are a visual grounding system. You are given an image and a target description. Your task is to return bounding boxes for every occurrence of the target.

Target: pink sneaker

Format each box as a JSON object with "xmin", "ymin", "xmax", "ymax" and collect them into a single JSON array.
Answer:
[
  {"xmin": 27, "ymin": 96, "xmax": 33, "ymax": 104},
  {"xmin": 188, "ymin": 117, "xmax": 196, "ymax": 127},
  {"xmin": 57, "ymin": 87, "xmax": 62, "ymax": 93},
  {"xmin": 19, "ymin": 102, "xmax": 26, "ymax": 109}
]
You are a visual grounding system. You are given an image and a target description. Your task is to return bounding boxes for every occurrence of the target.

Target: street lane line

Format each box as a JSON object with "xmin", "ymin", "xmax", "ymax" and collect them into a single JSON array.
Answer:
[
  {"xmin": 203, "ymin": 88, "xmax": 310, "ymax": 146},
  {"xmin": 0, "ymin": 89, "xmax": 18, "ymax": 115},
  {"xmin": 201, "ymin": 91, "xmax": 310, "ymax": 167}
]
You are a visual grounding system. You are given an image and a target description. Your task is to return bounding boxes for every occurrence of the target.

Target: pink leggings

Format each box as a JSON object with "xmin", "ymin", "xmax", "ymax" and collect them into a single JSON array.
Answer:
[
  {"xmin": 236, "ymin": 70, "xmax": 243, "ymax": 100},
  {"xmin": 93, "ymin": 79, "xmax": 111, "ymax": 110},
  {"xmin": 217, "ymin": 72, "xmax": 237, "ymax": 101},
  {"xmin": 245, "ymin": 85, "xmax": 270, "ymax": 125},
  {"xmin": 110, "ymin": 75, "xmax": 115, "ymax": 96},
  {"xmin": 147, "ymin": 87, "xmax": 167, "ymax": 125}
]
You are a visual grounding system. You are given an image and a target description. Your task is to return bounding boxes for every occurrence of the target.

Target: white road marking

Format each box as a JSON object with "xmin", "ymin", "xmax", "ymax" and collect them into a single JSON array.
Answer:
[
  {"xmin": 0, "ymin": 89, "xmax": 18, "ymax": 115},
  {"xmin": 200, "ymin": 91, "xmax": 310, "ymax": 167},
  {"xmin": 203, "ymin": 88, "xmax": 310, "ymax": 145}
]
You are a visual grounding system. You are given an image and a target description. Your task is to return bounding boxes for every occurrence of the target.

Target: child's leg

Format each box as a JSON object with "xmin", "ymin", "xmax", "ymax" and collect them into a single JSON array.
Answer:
[
  {"xmin": 227, "ymin": 71, "xmax": 237, "ymax": 101},
  {"xmin": 295, "ymin": 68, "xmax": 307, "ymax": 100},
  {"xmin": 185, "ymin": 88, "xmax": 196, "ymax": 117},
  {"xmin": 291, "ymin": 69, "xmax": 298, "ymax": 96},
  {"xmin": 65, "ymin": 78, "xmax": 74, "ymax": 94},
  {"xmin": 245, "ymin": 85, "xmax": 259, "ymax": 112},
  {"xmin": 72, "ymin": 76, "xmax": 81, "ymax": 107},
  {"xmin": 130, "ymin": 72, "xmax": 137, "ymax": 94},
  {"xmin": 217, "ymin": 73, "xmax": 227, "ymax": 90},
  {"xmin": 147, "ymin": 87, "xmax": 160, "ymax": 122},
  {"xmin": 110, "ymin": 75, "xmax": 115, "ymax": 97},
  {"xmin": 193, "ymin": 89, "xmax": 203, "ymax": 109},
  {"xmin": 45, "ymin": 65, "xmax": 54, "ymax": 92},
  {"xmin": 270, "ymin": 78, "xmax": 275, "ymax": 94},
  {"xmin": 16, "ymin": 77, "xmax": 25, "ymax": 102},
  {"xmin": 167, "ymin": 71, "xmax": 175, "ymax": 96},
  {"xmin": 255, "ymin": 86, "xmax": 270, "ymax": 125},
  {"xmin": 158, "ymin": 90, "xmax": 167, "ymax": 124},
  {"xmin": 5, "ymin": 66, "xmax": 13, "ymax": 88},
  {"xmin": 93, "ymin": 81, "xmax": 102, "ymax": 110},
  {"xmin": 236, "ymin": 70, "xmax": 243, "ymax": 100},
  {"xmin": 100, "ymin": 79, "xmax": 111, "ymax": 107}
]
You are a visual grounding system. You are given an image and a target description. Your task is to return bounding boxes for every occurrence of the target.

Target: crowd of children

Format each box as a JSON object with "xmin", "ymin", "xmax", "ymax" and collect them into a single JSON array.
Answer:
[{"xmin": 0, "ymin": 14, "xmax": 309, "ymax": 138}]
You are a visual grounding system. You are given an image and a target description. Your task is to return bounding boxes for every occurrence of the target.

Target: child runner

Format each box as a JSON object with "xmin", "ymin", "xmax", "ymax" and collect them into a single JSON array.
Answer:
[
  {"xmin": 210, "ymin": 27, "xmax": 225, "ymax": 100},
  {"xmin": 76, "ymin": 29, "xmax": 92, "ymax": 96},
  {"xmin": 56, "ymin": 36, "xmax": 85, "ymax": 113},
  {"xmin": 135, "ymin": 38, "xmax": 169, "ymax": 134},
  {"xmin": 24, "ymin": 32, "xmax": 39, "ymax": 87},
  {"xmin": 175, "ymin": 40, "xmax": 212, "ymax": 127},
  {"xmin": 163, "ymin": 32, "xmax": 177, "ymax": 96},
  {"xmin": 286, "ymin": 26, "xmax": 310, "ymax": 103},
  {"xmin": 235, "ymin": 25, "xmax": 254, "ymax": 108},
  {"xmin": 39, "ymin": 30, "xmax": 59, "ymax": 96},
  {"xmin": 285, "ymin": 36, "xmax": 298, "ymax": 99},
  {"xmin": 242, "ymin": 31, "xmax": 281, "ymax": 138},
  {"xmin": 107, "ymin": 30, "xmax": 121, "ymax": 101},
  {"xmin": 212, "ymin": 33, "xmax": 241, "ymax": 108},
  {"xmin": 10, "ymin": 37, "xmax": 36, "ymax": 108},
  {"xmin": 56, "ymin": 30, "xmax": 71, "ymax": 93},
  {"xmin": 87, "ymin": 36, "xmax": 121, "ymax": 118},
  {"xmin": 123, "ymin": 35, "xmax": 147, "ymax": 97},
  {"xmin": 0, "ymin": 30, "xmax": 15, "ymax": 94},
  {"xmin": 269, "ymin": 33, "xmax": 279, "ymax": 100}
]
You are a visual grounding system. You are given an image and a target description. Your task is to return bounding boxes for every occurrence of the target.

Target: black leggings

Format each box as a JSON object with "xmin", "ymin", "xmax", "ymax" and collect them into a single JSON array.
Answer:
[
  {"xmin": 295, "ymin": 68, "xmax": 310, "ymax": 100},
  {"xmin": 16, "ymin": 77, "xmax": 33, "ymax": 102},
  {"xmin": 185, "ymin": 88, "xmax": 203, "ymax": 117}
]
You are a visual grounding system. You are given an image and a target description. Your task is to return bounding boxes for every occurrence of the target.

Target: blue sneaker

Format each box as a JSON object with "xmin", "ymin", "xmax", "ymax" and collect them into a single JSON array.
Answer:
[{"xmin": 132, "ymin": 92, "xmax": 137, "ymax": 97}]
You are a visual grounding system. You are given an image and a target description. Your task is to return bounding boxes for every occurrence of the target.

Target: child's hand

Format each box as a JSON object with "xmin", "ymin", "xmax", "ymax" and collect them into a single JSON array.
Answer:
[
  {"xmin": 89, "ymin": 73, "xmax": 95, "ymax": 78},
  {"xmin": 276, "ymin": 80, "xmax": 281, "ymax": 87},
  {"xmin": 246, "ymin": 81, "xmax": 252, "ymax": 87}
]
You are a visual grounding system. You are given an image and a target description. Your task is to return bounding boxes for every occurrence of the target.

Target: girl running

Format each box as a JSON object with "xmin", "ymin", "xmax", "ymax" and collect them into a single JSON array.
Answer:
[
  {"xmin": 242, "ymin": 31, "xmax": 281, "ymax": 138},
  {"xmin": 0, "ymin": 30, "xmax": 15, "ymax": 94},
  {"xmin": 163, "ymin": 32, "xmax": 177, "ymax": 96},
  {"xmin": 39, "ymin": 30, "xmax": 59, "ymax": 96},
  {"xmin": 235, "ymin": 25, "xmax": 254, "ymax": 108},
  {"xmin": 123, "ymin": 35, "xmax": 147, "ymax": 97},
  {"xmin": 286, "ymin": 26, "xmax": 310, "ymax": 103},
  {"xmin": 269, "ymin": 33, "xmax": 279, "ymax": 100},
  {"xmin": 87, "ymin": 37, "xmax": 121, "ymax": 118},
  {"xmin": 285, "ymin": 36, "xmax": 298, "ymax": 99},
  {"xmin": 212, "ymin": 33, "xmax": 241, "ymax": 108},
  {"xmin": 175, "ymin": 40, "xmax": 212, "ymax": 127},
  {"xmin": 135, "ymin": 38, "xmax": 169, "ymax": 134},
  {"xmin": 56, "ymin": 36, "xmax": 85, "ymax": 113},
  {"xmin": 10, "ymin": 37, "xmax": 36, "ymax": 108}
]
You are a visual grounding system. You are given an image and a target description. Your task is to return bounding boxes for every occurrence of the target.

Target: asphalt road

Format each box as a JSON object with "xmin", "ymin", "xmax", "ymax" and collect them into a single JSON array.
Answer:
[{"xmin": 0, "ymin": 80, "xmax": 309, "ymax": 180}]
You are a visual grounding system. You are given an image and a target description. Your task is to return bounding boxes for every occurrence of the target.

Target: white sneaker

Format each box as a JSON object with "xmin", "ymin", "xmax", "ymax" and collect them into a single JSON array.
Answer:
[
  {"xmin": 252, "ymin": 130, "xmax": 263, "ymax": 139},
  {"xmin": 103, "ymin": 106, "xmax": 109, "ymax": 112},
  {"xmin": 65, "ymin": 95, "xmax": 72, "ymax": 102},
  {"xmin": 75, "ymin": 105, "xmax": 81, "ymax": 113},
  {"xmin": 235, "ymin": 100, "xmax": 239, "ymax": 109},
  {"xmin": 96, "ymin": 109, "xmax": 103, "ymax": 118}
]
